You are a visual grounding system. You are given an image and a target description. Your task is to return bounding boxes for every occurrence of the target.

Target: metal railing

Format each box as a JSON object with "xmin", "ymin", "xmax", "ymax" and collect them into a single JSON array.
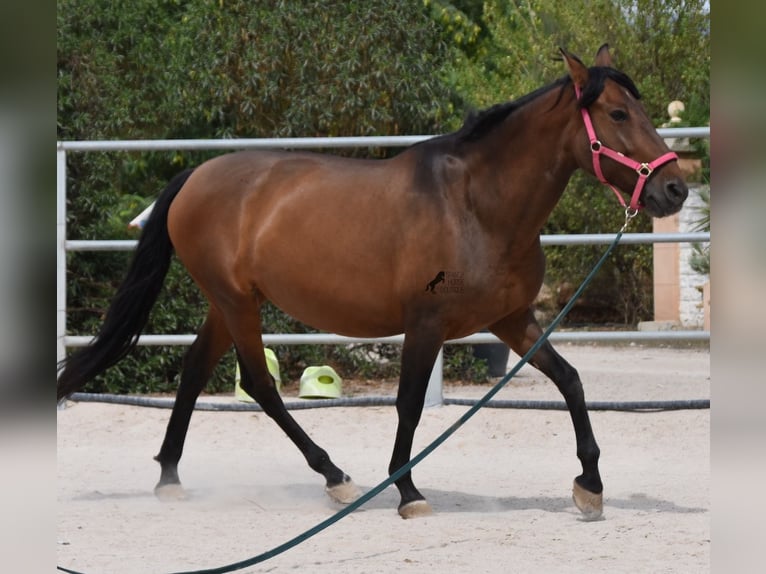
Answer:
[{"xmin": 57, "ymin": 128, "xmax": 711, "ymax": 405}]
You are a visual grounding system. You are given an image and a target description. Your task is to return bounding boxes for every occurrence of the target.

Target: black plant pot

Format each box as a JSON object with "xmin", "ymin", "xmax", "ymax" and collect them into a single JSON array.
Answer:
[{"xmin": 472, "ymin": 338, "xmax": 510, "ymax": 378}]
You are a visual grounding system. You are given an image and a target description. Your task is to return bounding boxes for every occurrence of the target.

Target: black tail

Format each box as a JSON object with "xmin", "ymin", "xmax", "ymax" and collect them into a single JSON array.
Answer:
[{"xmin": 57, "ymin": 169, "xmax": 195, "ymax": 401}]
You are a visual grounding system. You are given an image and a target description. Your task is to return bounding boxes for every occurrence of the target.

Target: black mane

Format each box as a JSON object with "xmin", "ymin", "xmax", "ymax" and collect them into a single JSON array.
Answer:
[
  {"xmin": 451, "ymin": 67, "xmax": 641, "ymax": 144},
  {"xmin": 455, "ymin": 76, "xmax": 570, "ymax": 143}
]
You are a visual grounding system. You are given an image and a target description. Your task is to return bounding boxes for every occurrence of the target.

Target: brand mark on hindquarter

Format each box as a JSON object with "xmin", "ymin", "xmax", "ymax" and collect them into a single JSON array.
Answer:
[{"xmin": 425, "ymin": 270, "xmax": 464, "ymax": 294}]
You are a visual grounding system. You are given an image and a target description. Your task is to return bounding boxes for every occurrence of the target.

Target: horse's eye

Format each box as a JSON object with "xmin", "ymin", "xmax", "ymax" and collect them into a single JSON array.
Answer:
[{"xmin": 610, "ymin": 110, "xmax": 628, "ymax": 122}]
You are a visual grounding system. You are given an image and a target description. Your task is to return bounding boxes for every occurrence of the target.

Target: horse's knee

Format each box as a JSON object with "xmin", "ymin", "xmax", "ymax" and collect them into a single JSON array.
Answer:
[{"xmin": 540, "ymin": 353, "xmax": 584, "ymax": 396}]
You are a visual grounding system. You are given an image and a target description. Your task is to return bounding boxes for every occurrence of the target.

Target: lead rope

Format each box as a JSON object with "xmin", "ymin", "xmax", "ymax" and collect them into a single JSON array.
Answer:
[{"xmin": 58, "ymin": 212, "xmax": 636, "ymax": 574}]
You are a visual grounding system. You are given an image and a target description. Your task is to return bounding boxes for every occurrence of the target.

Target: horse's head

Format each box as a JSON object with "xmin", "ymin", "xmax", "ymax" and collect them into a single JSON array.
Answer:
[{"xmin": 562, "ymin": 45, "xmax": 688, "ymax": 218}]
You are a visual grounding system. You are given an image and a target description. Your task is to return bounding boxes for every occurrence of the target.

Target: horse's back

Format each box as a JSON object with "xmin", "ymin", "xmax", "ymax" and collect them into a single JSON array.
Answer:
[
  {"xmin": 166, "ymin": 147, "xmax": 541, "ymax": 339},
  {"xmin": 167, "ymin": 150, "xmax": 427, "ymax": 335},
  {"xmin": 168, "ymin": 150, "xmax": 389, "ymax": 252}
]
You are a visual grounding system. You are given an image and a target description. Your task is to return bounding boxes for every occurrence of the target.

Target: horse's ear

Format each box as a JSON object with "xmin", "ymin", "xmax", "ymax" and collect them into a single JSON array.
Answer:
[
  {"xmin": 559, "ymin": 47, "xmax": 588, "ymax": 90},
  {"xmin": 594, "ymin": 43, "xmax": 612, "ymax": 67}
]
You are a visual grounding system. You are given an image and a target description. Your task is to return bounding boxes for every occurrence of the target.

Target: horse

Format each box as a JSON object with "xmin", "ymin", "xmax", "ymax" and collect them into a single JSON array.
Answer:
[{"xmin": 57, "ymin": 45, "xmax": 688, "ymax": 520}]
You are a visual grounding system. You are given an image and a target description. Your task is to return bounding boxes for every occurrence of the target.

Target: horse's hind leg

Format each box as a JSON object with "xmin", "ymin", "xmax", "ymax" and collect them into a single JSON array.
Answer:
[
  {"xmin": 229, "ymin": 306, "xmax": 359, "ymax": 504},
  {"xmin": 154, "ymin": 306, "xmax": 232, "ymax": 500},
  {"xmin": 490, "ymin": 308, "xmax": 603, "ymax": 520}
]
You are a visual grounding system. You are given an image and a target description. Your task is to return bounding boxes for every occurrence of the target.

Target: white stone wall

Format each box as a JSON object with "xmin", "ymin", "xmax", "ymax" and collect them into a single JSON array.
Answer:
[{"xmin": 678, "ymin": 185, "xmax": 709, "ymax": 327}]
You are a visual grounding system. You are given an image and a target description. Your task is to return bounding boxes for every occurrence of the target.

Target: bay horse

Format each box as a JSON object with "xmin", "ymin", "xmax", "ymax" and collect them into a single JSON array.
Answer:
[{"xmin": 57, "ymin": 46, "xmax": 688, "ymax": 520}]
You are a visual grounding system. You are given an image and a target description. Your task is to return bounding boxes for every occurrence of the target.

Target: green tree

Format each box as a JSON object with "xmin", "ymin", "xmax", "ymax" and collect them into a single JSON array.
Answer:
[
  {"xmin": 444, "ymin": 0, "xmax": 709, "ymax": 325},
  {"xmin": 448, "ymin": 0, "xmax": 709, "ymax": 123},
  {"xmin": 58, "ymin": 0, "xmax": 458, "ymax": 393},
  {"xmin": 58, "ymin": 0, "xmax": 710, "ymax": 393}
]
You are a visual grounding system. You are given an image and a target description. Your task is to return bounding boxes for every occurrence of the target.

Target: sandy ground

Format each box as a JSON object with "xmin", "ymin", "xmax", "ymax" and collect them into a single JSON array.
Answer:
[{"xmin": 57, "ymin": 344, "xmax": 710, "ymax": 573}]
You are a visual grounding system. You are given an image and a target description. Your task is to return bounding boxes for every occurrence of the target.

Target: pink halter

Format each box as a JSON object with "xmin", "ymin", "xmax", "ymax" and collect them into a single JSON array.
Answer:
[{"xmin": 574, "ymin": 84, "xmax": 678, "ymax": 213}]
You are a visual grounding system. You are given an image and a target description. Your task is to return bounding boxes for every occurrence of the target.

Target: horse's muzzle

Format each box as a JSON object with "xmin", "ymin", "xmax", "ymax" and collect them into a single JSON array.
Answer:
[{"xmin": 642, "ymin": 177, "xmax": 689, "ymax": 218}]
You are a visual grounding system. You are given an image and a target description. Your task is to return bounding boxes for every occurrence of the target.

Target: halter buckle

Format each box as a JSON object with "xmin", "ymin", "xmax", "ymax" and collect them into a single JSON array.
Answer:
[
  {"xmin": 577, "ymin": 85, "xmax": 678, "ymax": 215},
  {"xmin": 637, "ymin": 163, "xmax": 652, "ymax": 177}
]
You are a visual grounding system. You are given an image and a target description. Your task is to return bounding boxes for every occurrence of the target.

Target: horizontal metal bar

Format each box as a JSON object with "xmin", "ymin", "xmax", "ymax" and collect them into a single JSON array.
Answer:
[
  {"xmin": 65, "ymin": 232, "xmax": 710, "ymax": 252},
  {"xmin": 539, "ymin": 232, "xmax": 710, "ymax": 245},
  {"xmin": 57, "ymin": 136, "xmax": 432, "ymax": 152},
  {"xmin": 62, "ymin": 334, "xmax": 405, "ymax": 347},
  {"xmin": 658, "ymin": 126, "xmax": 710, "ymax": 138},
  {"xmin": 66, "ymin": 240, "xmax": 138, "ymax": 251},
  {"xmin": 64, "ymin": 330, "xmax": 709, "ymax": 348},
  {"xmin": 56, "ymin": 127, "xmax": 709, "ymax": 153},
  {"xmin": 447, "ymin": 331, "xmax": 710, "ymax": 344}
]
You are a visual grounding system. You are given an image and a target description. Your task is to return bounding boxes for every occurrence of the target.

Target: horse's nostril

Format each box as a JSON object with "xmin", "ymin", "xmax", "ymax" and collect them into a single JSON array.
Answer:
[{"xmin": 666, "ymin": 180, "xmax": 689, "ymax": 202}]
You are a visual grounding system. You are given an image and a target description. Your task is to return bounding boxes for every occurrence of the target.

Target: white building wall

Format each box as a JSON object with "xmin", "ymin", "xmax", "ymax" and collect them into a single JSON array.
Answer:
[{"xmin": 678, "ymin": 185, "xmax": 709, "ymax": 327}]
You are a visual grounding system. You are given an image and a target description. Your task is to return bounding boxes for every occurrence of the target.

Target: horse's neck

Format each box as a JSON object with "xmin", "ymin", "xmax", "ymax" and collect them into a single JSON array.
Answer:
[{"xmin": 466, "ymin": 91, "xmax": 579, "ymax": 239}]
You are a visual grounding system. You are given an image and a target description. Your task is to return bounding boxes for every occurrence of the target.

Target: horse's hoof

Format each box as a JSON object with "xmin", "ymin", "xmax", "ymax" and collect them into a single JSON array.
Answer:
[
  {"xmin": 326, "ymin": 477, "xmax": 361, "ymax": 504},
  {"xmin": 154, "ymin": 483, "xmax": 188, "ymax": 502},
  {"xmin": 398, "ymin": 499, "xmax": 433, "ymax": 519},
  {"xmin": 572, "ymin": 479, "xmax": 603, "ymax": 521}
]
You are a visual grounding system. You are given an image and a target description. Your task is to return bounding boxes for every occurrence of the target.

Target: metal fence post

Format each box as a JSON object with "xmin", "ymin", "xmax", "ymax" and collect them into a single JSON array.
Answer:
[
  {"xmin": 424, "ymin": 348, "xmax": 444, "ymax": 407},
  {"xmin": 57, "ymin": 148, "xmax": 67, "ymax": 371}
]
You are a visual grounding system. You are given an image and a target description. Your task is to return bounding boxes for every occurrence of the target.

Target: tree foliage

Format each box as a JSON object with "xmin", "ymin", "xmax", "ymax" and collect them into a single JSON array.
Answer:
[
  {"xmin": 58, "ymin": 1, "xmax": 710, "ymax": 392},
  {"xmin": 444, "ymin": 0, "xmax": 709, "ymax": 121},
  {"xmin": 58, "ymin": 0, "xmax": 455, "ymax": 393},
  {"xmin": 440, "ymin": 0, "xmax": 709, "ymax": 325}
]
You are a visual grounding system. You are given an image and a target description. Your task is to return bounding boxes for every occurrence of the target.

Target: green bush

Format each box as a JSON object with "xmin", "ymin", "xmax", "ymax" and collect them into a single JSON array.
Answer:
[
  {"xmin": 59, "ymin": 1, "xmax": 486, "ymax": 393},
  {"xmin": 541, "ymin": 173, "xmax": 655, "ymax": 326},
  {"xmin": 59, "ymin": 1, "xmax": 708, "ymax": 393}
]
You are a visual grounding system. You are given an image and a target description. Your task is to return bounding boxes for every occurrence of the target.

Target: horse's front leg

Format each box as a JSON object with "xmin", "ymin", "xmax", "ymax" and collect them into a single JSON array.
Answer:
[
  {"xmin": 389, "ymin": 327, "xmax": 445, "ymax": 518},
  {"xmin": 490, "ymin": 308, "xmax": 604, "ymax": 520}
]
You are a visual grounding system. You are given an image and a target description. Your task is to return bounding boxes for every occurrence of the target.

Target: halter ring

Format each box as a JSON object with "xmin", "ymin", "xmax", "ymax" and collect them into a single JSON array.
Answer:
[
  {"xmin": 637, "ymin": 164, "xmax": 652, "ymax": 177},
  {"xmin": 575, "ymin": 84, "xmax": 677, "ymax": 212}
]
